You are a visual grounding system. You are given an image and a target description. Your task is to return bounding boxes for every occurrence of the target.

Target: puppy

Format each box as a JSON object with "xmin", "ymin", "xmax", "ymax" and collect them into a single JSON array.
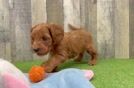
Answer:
[{"xmin": 31, "ymin": 23, "xmax": 97, "ymax": 72}]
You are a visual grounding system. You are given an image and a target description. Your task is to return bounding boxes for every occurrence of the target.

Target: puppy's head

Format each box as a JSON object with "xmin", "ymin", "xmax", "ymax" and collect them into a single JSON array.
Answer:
[{"xmin": 31, "ymin": 23, "xmax": 64, "ymax": 56}]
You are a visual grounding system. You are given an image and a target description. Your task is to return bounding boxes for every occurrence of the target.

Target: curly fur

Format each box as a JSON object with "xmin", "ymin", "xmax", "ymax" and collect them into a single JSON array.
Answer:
[{"xmin": 31, "ymin": 23, "xmax": 97, "ymax": 72}]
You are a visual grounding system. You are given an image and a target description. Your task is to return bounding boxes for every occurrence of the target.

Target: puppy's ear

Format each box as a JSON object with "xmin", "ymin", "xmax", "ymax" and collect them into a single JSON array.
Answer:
[
  {"xmin": 48, "ymin": 24, "xmax": 64, "ymax": 45},
  {"xmin": 31, "ymin": 24, "xmax": 39, "ymax": 32},
  {"xmin": 31, "ymin": 27, "xmax": 34, "ymax": 32}
]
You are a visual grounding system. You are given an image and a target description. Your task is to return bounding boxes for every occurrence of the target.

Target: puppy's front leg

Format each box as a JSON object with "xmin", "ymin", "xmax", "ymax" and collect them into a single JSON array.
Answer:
[{"xmin": 42, "ymin": 55, "xmax": 65, "ymax": 73}]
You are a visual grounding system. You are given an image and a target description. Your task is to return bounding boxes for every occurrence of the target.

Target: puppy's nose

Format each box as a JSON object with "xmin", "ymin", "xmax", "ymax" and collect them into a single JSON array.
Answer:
[{"xmin": 33, "ymin": 48, "xmax": 40, "ymax": 52}]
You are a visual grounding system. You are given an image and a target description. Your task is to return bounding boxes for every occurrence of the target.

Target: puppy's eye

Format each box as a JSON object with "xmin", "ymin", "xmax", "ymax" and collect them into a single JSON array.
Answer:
[{"xmin": 42, "ymin": 37, "xmax": 48, "ymax": 41}]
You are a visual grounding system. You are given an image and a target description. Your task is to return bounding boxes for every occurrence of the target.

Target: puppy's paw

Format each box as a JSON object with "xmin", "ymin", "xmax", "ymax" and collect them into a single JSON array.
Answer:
[
  {"xmin": 52, "ymin": 67, "xmax": 58, "ymax": 72},
  {"xmin": 88, "ymin": 60, "xmax": 96, "ymax": 66},
  {"xmin": 74, "ymin": 59, "xmax": 82, "ymax": 62}
]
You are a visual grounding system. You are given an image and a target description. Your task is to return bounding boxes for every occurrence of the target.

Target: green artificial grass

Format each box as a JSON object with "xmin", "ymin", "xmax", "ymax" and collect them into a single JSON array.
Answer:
[
  {"xmin": 14, "ymin": 59, "xmax": 134, "ymax": 88},
  {"xmin": 14, "ymin": 60, "xmax": 43, "ymax": 72}
]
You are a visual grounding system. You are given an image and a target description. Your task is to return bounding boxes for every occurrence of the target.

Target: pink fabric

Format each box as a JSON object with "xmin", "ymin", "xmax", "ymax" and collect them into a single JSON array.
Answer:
[
  {"xmin": 83, "ymin": 70, "xmax": 94, "ymax": 80},
  {"xmin": 2, "ymin": 73, "xmax": 30, "ymax": 88}
]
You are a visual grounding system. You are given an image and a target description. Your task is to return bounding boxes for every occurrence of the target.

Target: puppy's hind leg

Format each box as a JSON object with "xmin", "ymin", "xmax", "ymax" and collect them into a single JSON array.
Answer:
[{"xmin": 86, "ymin": 45, "xmax": 97, "ymax": 66}]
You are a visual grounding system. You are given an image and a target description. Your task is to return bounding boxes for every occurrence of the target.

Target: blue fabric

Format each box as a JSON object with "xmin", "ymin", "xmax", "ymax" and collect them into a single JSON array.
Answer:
[{"xmin": 31, "ymin": 68, "xmax": 95, "ymax": 88}]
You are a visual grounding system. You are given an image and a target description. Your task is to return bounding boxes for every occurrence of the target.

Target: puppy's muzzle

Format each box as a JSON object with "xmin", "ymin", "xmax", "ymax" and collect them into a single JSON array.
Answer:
[{"xmin": 33, "ymin": 48, "xmax": 40, "ymax": 52}]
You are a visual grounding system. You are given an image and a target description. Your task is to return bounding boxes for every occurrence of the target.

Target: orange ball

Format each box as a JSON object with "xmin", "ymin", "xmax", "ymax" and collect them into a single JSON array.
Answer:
[{"xmin": 28, "ymin": 66, "xmax": 45, "ymax": 83}]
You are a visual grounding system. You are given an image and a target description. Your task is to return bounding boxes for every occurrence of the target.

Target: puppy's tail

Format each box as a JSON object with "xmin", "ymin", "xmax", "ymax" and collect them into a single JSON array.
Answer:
[{"xmin": 68, "ymin": 24, "xmax": 81, "ymax": 30}]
